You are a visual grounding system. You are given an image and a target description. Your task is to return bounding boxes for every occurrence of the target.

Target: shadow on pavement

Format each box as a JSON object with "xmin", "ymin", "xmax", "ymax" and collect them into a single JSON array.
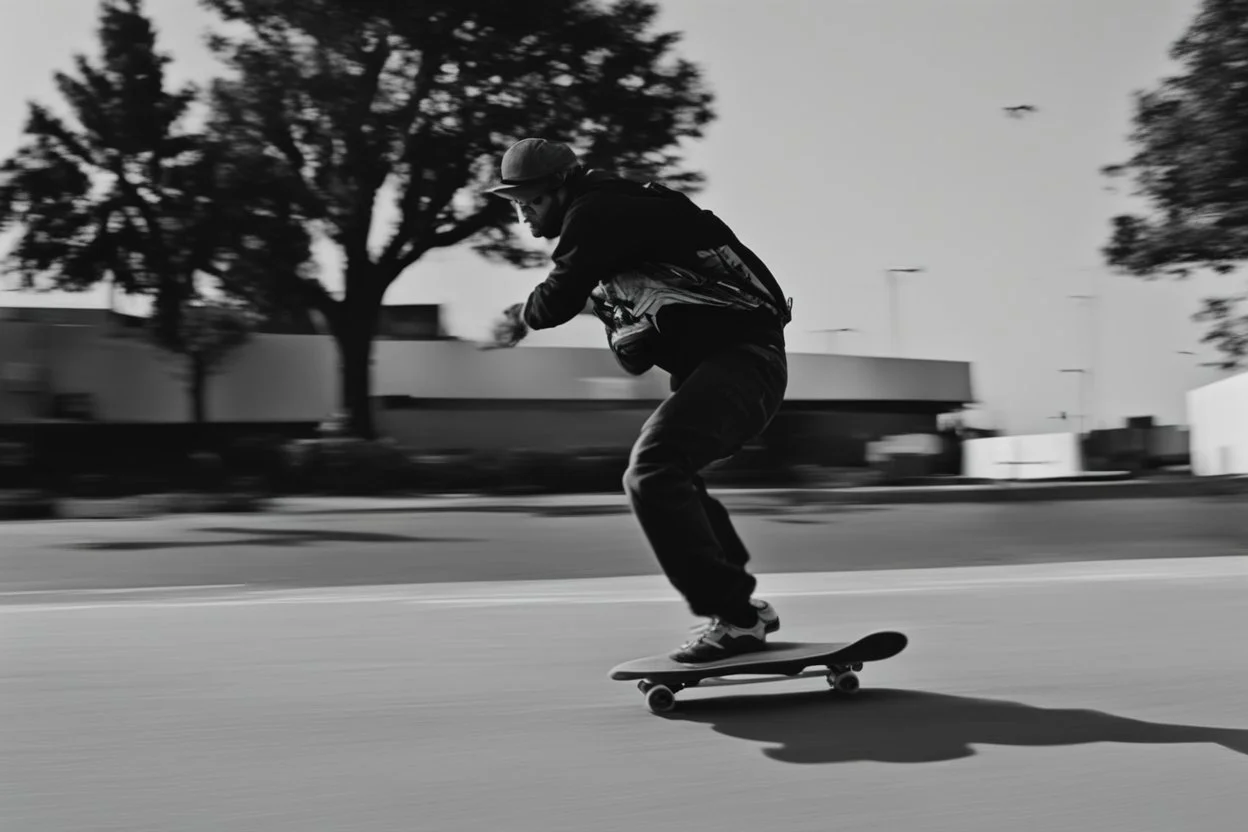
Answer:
[
  {"xmin": 265, "ymin": 502, "xmax": 893, "ymax": 519},
  {"xmin": 669, "ymin": 688, "xmax": 1248, "ymax": 763},
  {"xmin": 532, "ymin": 503, "xmax": 890, "ymax": 519},
  {"xmin": 71, "ymin": 527, "xmax": 480, "ymax": 551}
]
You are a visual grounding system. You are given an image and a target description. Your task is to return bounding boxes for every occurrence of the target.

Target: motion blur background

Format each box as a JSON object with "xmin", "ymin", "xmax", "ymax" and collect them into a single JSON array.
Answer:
[{"xmin": 3, "ymin": 6, "xmax": 1248, "ymax": 832}]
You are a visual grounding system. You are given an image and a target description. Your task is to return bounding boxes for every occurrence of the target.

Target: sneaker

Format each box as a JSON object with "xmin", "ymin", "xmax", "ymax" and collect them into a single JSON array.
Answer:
[
  {"xmin": 686, "ymin": 598, "xmax": 780, "ymax": 639},
  {"xmin": 671, "ymin": 615, "xmax": 768, "ymax": 663},
  {"xmin": 751, "ymin": 598, "xmax": 781, "ymax": 634}
]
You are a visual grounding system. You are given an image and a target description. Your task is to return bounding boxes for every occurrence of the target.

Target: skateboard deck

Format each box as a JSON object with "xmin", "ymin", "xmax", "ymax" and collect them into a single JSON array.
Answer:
[{"xmin": 610, "ymin": 631, "xmax": 908, "ymax": 714}]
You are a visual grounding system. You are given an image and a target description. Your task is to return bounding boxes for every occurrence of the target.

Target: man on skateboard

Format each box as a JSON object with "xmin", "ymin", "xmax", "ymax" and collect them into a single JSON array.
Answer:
[{"xmin": 485, "ymin": 138, "xmax": 793, "ymax": 663}]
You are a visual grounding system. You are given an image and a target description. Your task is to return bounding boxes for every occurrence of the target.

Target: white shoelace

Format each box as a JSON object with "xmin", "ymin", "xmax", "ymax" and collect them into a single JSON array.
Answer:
[{"xmin": 682, "ymin": 617, "xmax": 721, "ymax": 647}]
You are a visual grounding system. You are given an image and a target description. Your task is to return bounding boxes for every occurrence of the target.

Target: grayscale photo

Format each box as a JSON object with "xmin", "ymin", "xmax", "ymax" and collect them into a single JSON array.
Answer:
[{"xmin": 1, "ymin": 1, "xmax": 1246, "ymax": 830}]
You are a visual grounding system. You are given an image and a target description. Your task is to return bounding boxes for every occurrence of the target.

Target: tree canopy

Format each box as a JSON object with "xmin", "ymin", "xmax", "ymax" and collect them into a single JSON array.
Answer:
[
  {"xmin": 1102, "ymin": 0, "xmax": 1248, "ymax": 367},
  {"xmin": 0, "ymin": 0, "xmax": 716, "ymax": 436},
  {"xmin": 201, "ymin": 0, "xmax": 716, "ymax": 435},
  {"xmin": 0, "ymin": 0, "xmax": 312, "ymax": 343}
]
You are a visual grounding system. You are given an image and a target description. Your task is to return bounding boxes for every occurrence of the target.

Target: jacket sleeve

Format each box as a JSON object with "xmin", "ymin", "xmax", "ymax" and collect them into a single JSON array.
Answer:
[{"xmin": 520, "ymin": 191, "xmax": 687, "ymax": 330}]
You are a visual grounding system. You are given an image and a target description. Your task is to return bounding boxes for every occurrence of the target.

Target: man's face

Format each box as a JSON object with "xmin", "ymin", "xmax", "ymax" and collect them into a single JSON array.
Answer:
[{"xmin": 509, "ymin": 186, "xmax": 563, "ymax": 239}]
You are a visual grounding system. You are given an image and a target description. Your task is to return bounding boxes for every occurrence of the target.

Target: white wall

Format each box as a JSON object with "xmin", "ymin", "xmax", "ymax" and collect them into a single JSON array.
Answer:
[
  {"xmin": 1, "ymin": 324, "xmax": 338, "ymax": 423},
  {"xmin": 1187, "ymin": 372, "xmax": 1248, "ymax": 476},
  {"xmin": 866, "ymin": 433, "xmax": 943, "ymax": 462},
  {"xmin": 2, "ymin": 323, "xmax": 974, "ymax": 423},
  {"xmin": 963, "ymin": 433, "xmax": 1084, "ymax": 480},
  {"xmin": 209, "ymin": 335, "xmax": 338, "ymax": 421},
  {"xmin": 372, "ymin": 340, "xmax": 671, "ymax": 400},
  {"xmin": 75, "ymin": 330, "xmax": 339, "ymax": 422},
  {"xmin": 374, "ymin": 341, "xmax": 973, "ymax": 403},
  {"xmin": 786, "ymin": 353, "xmax": 973, "ymax": 402}
]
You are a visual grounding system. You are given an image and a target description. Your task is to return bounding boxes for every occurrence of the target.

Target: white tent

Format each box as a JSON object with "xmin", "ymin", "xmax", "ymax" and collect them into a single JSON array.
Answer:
[
  {"xmin": 1187, "ymin": 371, "xmax": 1248, "ymax": 476},
  {"xmin": 962, "ymin": 432, "xmax": 1083, "ymax": 480}
]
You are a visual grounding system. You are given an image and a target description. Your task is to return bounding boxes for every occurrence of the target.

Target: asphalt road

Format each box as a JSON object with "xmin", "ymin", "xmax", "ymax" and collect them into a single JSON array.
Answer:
[
  {"xmin": 2, "ymin": 496, "xmax": 1247, "ymax": 831},
  {"xmin": 0, "ymin": 495, "xmax": 1245, "ymax": 594}
]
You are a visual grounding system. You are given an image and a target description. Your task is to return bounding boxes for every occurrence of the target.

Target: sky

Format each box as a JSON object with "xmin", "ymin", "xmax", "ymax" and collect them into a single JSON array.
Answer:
[{"xmin": 1, "ymin": 0, "xmax": 1243, "ymax": 434}]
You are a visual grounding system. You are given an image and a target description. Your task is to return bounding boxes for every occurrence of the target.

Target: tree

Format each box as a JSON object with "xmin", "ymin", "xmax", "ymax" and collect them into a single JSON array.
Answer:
[
  {"xmin": 108, "ymin": 297, "xmax": 258, "ymax": 423},
  {"xmin": 200, "ymin": 0, "xmax": 716, "ymax": 437},
  {"xmin": 0, "ymin": 0, "xmax": 312, "ymax": 360},
  {"xmin": 154, "ymin": 300, "xmax": 259, "ymax": 424},
  {"xmin": 1101, "ymin": 0, "xmax": 1248, "ymax": 369}
]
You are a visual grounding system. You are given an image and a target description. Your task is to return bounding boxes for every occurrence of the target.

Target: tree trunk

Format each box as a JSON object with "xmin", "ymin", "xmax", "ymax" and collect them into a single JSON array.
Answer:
[
  {"xmin": 339, "ymin": 325, "xmax": 376, "ymax": 439},
  {"xmin": 336, "ymin": 278, "xmax": 385, "ymax": 439},
  {"xmin": 190, "ymin": 355, "xmax": 207, "ymax": 424}
]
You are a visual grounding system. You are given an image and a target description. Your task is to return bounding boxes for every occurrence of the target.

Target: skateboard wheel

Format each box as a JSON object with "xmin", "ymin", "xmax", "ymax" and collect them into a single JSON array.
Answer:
[
  {"xmin": 638, "ymin": 680, "xmax": 655, "ymax": 694},
  {"xmin": 645, "ymin": 685, "xmax": 677, "ymax": 714},
  {"xmin": 851, "ymin": 663, "xmax": 863, "ymax": 672},
  {"xmin": 827, "ymin": 670, "xmax": 860, "ymax": 694}
]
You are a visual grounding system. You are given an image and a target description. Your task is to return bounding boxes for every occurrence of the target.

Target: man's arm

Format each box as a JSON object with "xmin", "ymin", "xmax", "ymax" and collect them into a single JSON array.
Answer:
[
  {"xmin": 480, "ymin": 302, "xmax": 527, "ymax": 350},
  {"xmin": 521, "ymin": 191, "xmax": 690, "ymax": 330},
  {"xmin": 521, "ymin": 239, "xmax": 600, "ymax": 329}
]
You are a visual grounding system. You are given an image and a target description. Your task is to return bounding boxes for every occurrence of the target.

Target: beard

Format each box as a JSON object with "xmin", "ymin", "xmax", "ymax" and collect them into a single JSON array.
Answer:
[{"xmin": 526, "ymin": 194, "xmax": 565, "ymax": 239}]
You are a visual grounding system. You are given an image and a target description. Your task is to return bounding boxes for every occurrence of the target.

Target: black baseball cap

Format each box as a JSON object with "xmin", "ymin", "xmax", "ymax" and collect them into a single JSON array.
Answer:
[{"xmin": 486, "ymin": 138, "xmax": 579, "ymax": 199}]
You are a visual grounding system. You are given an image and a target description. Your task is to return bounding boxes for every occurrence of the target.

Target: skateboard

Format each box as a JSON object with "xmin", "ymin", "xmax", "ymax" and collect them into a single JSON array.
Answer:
[{"xmin": 609, "ymin": 631, "xmax": 908, "ymax": 714}]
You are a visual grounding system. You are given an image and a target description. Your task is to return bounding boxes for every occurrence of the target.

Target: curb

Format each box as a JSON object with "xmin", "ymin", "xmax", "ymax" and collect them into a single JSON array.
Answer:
[
  {"xmin": 263, "ymin": 477, "xmax": 1248, "ymax": 515},
  {"xmin": 31, "ymin": 492, "xmax": 269, "ymax": 521},
  {"xmin": 782, "ymin": 477, "xmax": 1248, "ymax": 505},
  {"xmin": 0, "ymin": 490, "xmax": 57, "ymax": 520},
  {"xmin": 2, "ymin": 477, "xmax": 1245, "ymax": 521}
]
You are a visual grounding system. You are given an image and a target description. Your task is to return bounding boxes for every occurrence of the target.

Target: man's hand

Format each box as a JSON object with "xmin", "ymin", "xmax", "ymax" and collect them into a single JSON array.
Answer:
[{"xmin": 480, "ymin": 302, "xmax": 529, "ymax": 350}]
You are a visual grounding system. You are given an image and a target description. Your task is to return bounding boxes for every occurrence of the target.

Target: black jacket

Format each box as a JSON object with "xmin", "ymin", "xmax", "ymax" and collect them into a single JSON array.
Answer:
[{"xmin": 521, "ymin": 168, "xmax": 789, "ymax": 382}]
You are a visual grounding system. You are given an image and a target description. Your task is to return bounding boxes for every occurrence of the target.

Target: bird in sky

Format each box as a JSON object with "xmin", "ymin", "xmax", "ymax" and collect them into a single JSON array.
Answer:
[{"xmin": 1004, "ymin": 104, "xmax": 1039, "ymax": 119}]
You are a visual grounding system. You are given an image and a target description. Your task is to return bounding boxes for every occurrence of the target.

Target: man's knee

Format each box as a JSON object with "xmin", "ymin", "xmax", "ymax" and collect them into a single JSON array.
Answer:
[
  {"xmin": 623, "ymin": 436, "xmax": 687, "ymax": 500},
  {"xmin": 622, "ymin": 455, "xmax": 662, "ymax": 500}
]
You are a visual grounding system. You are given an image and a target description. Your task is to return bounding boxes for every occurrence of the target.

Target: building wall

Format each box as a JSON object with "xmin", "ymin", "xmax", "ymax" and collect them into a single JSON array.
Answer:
[
  {"xmin": 963, "ymin": 433, "xmax": 1083, "ymax": 480},
  {"xmin": 763, "ymin": 410, "xmax": 941, "ymax": 466},
  {"xmin": 373, "ymin": 340, "xmax": 974, "ymax": 403},
  {"xmin": 376, "ymin": 405, "xmax": 654, "ymax": 453},
  {"xmin": 0, "ymin": 322, "xmax": 45, "ymax": 421},
  {"xmin": 1084, "ymin": 423, "xmax": 1192, "ymax": 470},
  {"xmin": 372, "ymin": 340, "xmax": 673, "ymax": 401},
  {"xmin": 375, "ymin": 401, "xmax": 943, "ymax": 463},
  {"xmin": 1, "ymin": 322, "xmax": 339, "ymax": 423},
  {"xmin": 2, "ymin": 321, "xmax": 973, "ymax": 426},
  {"xmin": 1187, "ymin": 371, "xmax": 1248, "ymax": 475},
  {"xmin": 783, "ymin": 353, "xmax": 972, "ymax": 402}
]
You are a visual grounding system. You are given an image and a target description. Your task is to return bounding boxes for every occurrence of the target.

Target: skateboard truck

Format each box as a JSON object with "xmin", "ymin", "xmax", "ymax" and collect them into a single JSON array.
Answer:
[
  {"xmin": 635, "ymin": 661, "xmax": 866, "ymax": 713},
  {"xmin": 611, "ymin": 633, "xmax": 907, "ymax": 715}
]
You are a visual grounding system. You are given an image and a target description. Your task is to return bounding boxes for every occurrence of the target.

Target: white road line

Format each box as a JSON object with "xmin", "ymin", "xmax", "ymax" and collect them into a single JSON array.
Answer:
[
  {"xmin": 0, "ymin": 584, "xmax": 246, "ymax": 597},
  {"xmin": 1, "ymin": 557, "xmax": 1246, "ymax": 613}
]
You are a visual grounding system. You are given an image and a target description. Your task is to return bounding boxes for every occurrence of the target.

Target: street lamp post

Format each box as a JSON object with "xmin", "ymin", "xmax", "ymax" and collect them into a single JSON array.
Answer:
[
  {"xmin": 1059, "ymin": 369, "xmax": 1089, "ymax": 436},
  {"xmin": 885, "ymin": 267, "xmax": 925, "ymax": 357},
  {"xmin": 1067, "ymin": 290, "xmax": 1099, "ymax": 431}
]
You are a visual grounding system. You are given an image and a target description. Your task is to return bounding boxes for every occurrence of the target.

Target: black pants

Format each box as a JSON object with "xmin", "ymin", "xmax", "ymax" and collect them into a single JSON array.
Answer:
[{"xmin": 622, "ymin": 342, "xmax": 788, "ymax": 622}]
